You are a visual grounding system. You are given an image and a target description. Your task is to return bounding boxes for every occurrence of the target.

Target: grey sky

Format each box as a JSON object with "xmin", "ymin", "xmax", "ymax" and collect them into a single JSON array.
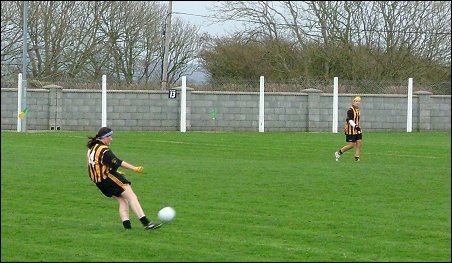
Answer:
[{"xmin": 172, "ymin": 1, "xmax": 240, "ymax": 37}]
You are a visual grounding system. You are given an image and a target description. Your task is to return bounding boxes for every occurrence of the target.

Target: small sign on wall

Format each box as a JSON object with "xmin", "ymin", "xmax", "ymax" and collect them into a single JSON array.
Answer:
[{"xmin": 168, "ymin": 89, "xmax": 177, "ymax": 99}]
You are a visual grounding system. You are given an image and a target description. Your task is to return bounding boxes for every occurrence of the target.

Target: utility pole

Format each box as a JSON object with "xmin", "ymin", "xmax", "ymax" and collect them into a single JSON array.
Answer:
[
  {"xmin": 161, "ymin": 1, "xmax": 172, "ymax": 90},
  {"xmin": 21, "ymin": 1, "xmax": 29, "ymax": 132}
]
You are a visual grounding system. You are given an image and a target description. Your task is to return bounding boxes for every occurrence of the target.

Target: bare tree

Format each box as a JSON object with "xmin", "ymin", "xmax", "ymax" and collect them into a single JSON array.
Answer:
[
  {"xmin": 208, "ymin": 1, "xmax": 451, "ymax": 80},
  {"xmin": 25, "ymin": 1, "xmax": 82, "ymax": 79},
  {"xmin": 210, "ymin": 1, "xmax": 284, "ymax": 40},
  {"xmin": 62, "ymin": 2, "xmax": 108, "ymax": 79},
  {"xmin": 1, "ymin": 1, "xmax": 206, "ymax": 88},
  {"xmin": 1, "ymin": 1, "xmax": 23, "ymax": 78},
  {"xmin": 98, "ymin": 1, "xmax": 147, "ymax": 83},
  {"xmin": 166, "ymin": 19, "xmax": 204, "ymax": 85}
]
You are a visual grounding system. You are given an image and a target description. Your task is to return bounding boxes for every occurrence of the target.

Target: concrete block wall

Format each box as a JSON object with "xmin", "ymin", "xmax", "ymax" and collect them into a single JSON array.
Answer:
[
  {"xmin": 59, "ymin": 89, "xmax": 180, "ymax": 131},
  {"xmin": 191, "ymin": 92, "xmax": 259, "ymax": 132},
  {"xmin": 430, "ymin": 95, "xmax": 451, "ymax": 131},
  {"xmin": 1, "ymin": 86, "xmax": 450, "ymax": 132},
  {"xmin": 1, "ymin": 88, "xmax": 50, "ymax": 130},
  {"xmin": 341, "ymin": 94, "xmax": 420, "ymax": 132},
  {"xmin": 190, "ymin": 91, "xmax": 309, "ymax": 132}
]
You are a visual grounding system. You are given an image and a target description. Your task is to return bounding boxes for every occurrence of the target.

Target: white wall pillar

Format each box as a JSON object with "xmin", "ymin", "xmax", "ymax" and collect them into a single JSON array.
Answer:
[{"xmin": 102, "ymin": 75, "xmax": 107, "ymax": 127}]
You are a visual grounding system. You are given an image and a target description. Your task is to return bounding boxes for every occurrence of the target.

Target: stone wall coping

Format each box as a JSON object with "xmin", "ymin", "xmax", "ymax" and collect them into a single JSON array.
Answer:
[
  {"xmin": 43, "ymin": 84, "xmax": 63, "ymax": 89},
  {"xmin": 414, "ymin": 90, "xmax": 433, "ymax": 95},
  {"xmin": 302, "ymin": 88, "xmax": 322, "ymax": 93},
  {"xmin": 173, "ymin": 86, "xmax": 194, "ymax": 91}
]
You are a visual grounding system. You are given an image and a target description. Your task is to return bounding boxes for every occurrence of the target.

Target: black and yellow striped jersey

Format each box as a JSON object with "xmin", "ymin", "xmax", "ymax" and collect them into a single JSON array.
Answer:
[
  {"xmin": 87, "ymin": 141, "xmax": 123, "ymax": 183},
  {"xmin": 344, "ymin": 105, "xmax": 361, "ymax": 135}
]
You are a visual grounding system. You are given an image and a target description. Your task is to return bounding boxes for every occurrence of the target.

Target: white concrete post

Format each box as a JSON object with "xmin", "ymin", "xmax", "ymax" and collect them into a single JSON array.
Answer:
[
  {"xmin": 332, "ymin": 77, "xmax": 339, "ymax": 133},
  {"xmin": 180, "ymin": 76, "xmax": 187, "ymax": 132},
  {"xmin": 407, "ymin": 78, "xmax": 413, "ymax": 132},
  {"xmin": 102, "ymin": 75, "xmax": 107, "ymax": 127},
  {"xmin": 259, "ymin": 76, "xmax": 265, "ymax": 132},
  {"xmin": 17, "ymin": 73, "xmax": 23, "ymax": 132}
]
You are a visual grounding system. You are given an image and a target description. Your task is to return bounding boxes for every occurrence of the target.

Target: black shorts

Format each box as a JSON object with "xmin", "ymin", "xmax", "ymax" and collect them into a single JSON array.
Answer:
[
  {"xmin": 96, "ymin": 172, "xmax": 131, "ymax": 198},
  {"xmin": 346, "ymin": 134, "xmax": 362, "ymax": 142}
]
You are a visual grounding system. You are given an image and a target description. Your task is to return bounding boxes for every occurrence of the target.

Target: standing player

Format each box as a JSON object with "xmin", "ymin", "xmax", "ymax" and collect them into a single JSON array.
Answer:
[
  {"xmin": 335, "ymin": 96, "xmax": 362, "ymax": 162},
  {"xmin": 87, "ymin": 127, "xmax": 162, "ymax": 230}
]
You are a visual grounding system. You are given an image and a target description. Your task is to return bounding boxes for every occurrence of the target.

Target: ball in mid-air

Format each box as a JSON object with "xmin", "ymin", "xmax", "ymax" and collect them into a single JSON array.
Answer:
[{"xmin": 158, "ymin": 206, "xmax": 176, "ymax": 222}]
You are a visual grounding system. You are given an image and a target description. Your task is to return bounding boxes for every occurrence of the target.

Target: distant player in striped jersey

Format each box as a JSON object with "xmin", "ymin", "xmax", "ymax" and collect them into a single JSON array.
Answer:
[
  {"xmin": 87, "ymin": 127, "xmax": 162, "ymax": 230},
  {"xmin": 335, "ymin": 96, "xmax": 362, "ymax": 162}
]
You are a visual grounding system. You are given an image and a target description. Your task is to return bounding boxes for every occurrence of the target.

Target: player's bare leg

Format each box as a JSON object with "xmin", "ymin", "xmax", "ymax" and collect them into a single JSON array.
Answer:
[
  {"xmin": 335, "ymin": 142, "xmax": 355, "ymax": 161},
  {"xmin": 354, "ymin": 139, "xmax": 362, "ymax": 161}
]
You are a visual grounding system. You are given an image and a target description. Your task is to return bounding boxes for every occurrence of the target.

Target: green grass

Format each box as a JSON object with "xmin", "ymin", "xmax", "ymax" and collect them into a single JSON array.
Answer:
[{"xmin": 1, "ymin": 131, "xmax": 450, "ymax": 262}]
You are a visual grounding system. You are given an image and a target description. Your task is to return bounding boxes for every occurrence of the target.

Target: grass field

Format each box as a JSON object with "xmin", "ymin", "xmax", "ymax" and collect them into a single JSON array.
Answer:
[{"xmin": 1, "ymin": 131, "xmax": 450, "ymax": 262}]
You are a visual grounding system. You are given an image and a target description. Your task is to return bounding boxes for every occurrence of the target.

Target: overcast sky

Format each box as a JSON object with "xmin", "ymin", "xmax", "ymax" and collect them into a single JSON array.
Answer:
[
  {"xmin": 171, "ymin": 1, "xmax": 240, "ymax": 37},
  {"xmin": 171, "ymin": 1, "xmax": 242, "ymax": 83}
]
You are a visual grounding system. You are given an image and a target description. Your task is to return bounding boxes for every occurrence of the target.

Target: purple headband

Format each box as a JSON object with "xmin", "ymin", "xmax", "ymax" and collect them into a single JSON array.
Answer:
[{"xmin": 99, "ymin": 131, "xmax": 113, "ymax": 138}]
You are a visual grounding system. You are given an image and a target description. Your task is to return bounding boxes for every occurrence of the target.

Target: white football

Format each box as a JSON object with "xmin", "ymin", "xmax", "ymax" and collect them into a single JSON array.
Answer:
[{"xmin": 158, "ymin": 206, "xmax": 176, "ymax": 222}]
